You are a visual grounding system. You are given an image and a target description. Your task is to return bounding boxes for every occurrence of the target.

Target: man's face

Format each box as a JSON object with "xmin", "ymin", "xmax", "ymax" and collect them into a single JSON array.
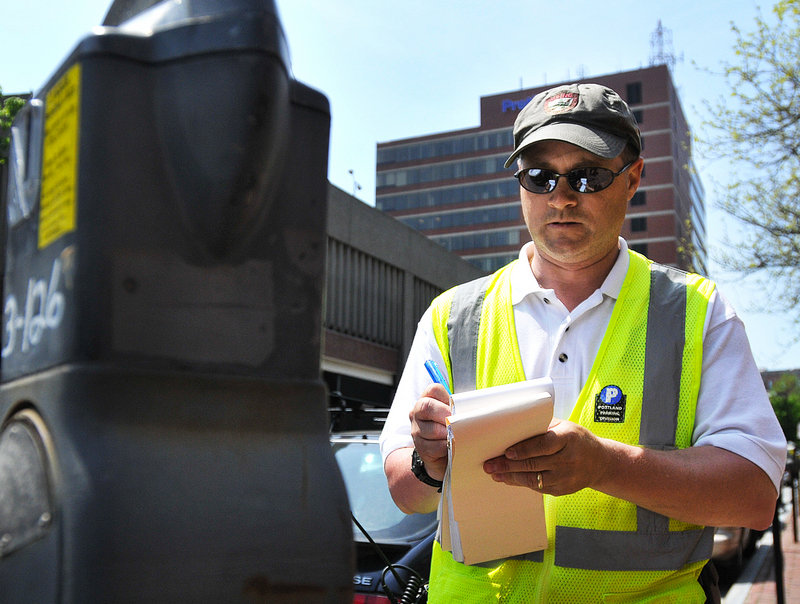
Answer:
[{"xmin": 518, "ymin": 140, "xmax": 643, "ymax": 270}]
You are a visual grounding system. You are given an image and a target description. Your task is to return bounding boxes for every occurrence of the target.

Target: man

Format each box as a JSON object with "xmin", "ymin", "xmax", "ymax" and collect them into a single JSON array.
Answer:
[{"xmin": 380, "ymin": 83, "xmax": 786, "ymax": 602}]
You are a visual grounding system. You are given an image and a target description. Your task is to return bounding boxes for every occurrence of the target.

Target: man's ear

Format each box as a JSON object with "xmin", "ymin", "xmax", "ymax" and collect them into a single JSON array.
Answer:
[{"xmin": 626, "ymin": 157, "xmax": 645, "ymax": 201}]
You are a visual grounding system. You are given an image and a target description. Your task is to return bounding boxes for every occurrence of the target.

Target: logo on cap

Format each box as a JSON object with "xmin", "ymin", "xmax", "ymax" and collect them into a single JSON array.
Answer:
[
  {"xmin": 544, "ymin": 92, "xmax": 579, "ymax": 115},
  {"xmin": 594, "ymin": 385, "xmax": 626, "ymax": 423}
]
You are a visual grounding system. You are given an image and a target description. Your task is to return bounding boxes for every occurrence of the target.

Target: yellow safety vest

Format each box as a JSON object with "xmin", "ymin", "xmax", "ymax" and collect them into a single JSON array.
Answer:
[{"xmin": 428, "ymin": 250, "xmax": 716, "ymax": 603}]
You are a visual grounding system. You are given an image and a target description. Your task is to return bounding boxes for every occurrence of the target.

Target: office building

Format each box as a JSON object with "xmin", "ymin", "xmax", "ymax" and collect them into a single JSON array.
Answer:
[{"xmin": 376, "ymin": 64, "xmax": 708, "ymax": 274}]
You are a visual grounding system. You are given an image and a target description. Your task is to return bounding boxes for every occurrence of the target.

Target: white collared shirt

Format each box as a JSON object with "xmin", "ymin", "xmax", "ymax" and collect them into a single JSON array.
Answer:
[{"xmin": 380, "ymin": 239, "xmax": 787, "ymax": 490}]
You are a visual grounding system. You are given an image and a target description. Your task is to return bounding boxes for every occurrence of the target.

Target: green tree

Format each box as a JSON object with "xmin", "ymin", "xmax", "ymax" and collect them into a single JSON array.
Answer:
[
  {"xmin": 699, "ymin": 0, "xmax": 800, "ymax": 319},
  {"xmin": 676, "ymin": 218, "xmax": 700, "ymax": 274},
  {"xmin": 769, "ymin": 373, "xmax": 800, "ymax": 442},
  {"xmin": 1, "ymin": 86, "xmax": 26, "ymax": 165}
]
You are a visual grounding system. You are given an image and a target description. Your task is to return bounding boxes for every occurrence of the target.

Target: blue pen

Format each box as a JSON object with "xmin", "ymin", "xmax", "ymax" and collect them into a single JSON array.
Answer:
[{"xmin": 424, "ymin": 359, "xmax": 452, "ymax": 395}]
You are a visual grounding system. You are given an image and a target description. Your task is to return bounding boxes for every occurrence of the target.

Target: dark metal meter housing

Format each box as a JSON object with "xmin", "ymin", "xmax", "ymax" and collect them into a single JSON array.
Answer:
[{"xmin": 0, "ymin": 1, "xmax": 353, "ymax": 601}]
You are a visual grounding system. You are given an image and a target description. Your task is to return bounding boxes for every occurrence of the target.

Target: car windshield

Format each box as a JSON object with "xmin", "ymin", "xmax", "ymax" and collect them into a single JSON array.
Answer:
[{"xmin": 333, "ymin": 439, "xmax": 437, "ymax": 544}]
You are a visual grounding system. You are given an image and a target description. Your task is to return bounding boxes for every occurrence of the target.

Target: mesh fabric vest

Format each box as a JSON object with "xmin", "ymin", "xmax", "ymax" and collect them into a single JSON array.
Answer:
[{"xmin": 427, "ymin": 250, "xmax": 715, "ymax": 603}]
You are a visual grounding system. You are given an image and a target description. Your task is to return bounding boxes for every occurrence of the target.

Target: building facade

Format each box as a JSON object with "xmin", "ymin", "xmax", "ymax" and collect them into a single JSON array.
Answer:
[
  {"xmin": 375, "ymin": 65, "xmax": 708, "ymax": 274},
  {"xmin": 323, "ymin": 184, "xmax": 485, "ymax": 412}
]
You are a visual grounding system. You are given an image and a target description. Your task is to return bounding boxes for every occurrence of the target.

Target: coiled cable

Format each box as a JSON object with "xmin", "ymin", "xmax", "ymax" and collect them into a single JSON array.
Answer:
[{"xmin": 352, "ymin": 513, "xmax": 428, "ymax": 604}]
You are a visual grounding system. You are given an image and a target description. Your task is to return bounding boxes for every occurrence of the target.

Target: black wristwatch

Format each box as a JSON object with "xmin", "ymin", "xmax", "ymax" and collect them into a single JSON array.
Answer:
[{"xmin": 411, "ymin": 449, "xmax": 443, "ymax": 492}]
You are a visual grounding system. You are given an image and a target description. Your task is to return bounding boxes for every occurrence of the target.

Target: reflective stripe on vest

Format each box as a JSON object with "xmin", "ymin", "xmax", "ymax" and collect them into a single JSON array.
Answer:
[
  {"xmin": 445, "ymin": 259, "xmax": 713, "ymax": 571},
  {"xmin": 447, "ymin": 275, "xmax": 491, "ymax": 393}
]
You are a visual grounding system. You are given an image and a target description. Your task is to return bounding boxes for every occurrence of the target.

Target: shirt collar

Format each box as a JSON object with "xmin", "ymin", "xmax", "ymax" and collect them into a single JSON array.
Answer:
[{"xmin": 510, "ymin": 237, "xmax": 630, "ymax": 305}]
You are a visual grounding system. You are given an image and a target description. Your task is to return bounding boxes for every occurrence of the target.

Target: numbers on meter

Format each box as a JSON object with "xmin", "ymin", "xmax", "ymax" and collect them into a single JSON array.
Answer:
[{"xmin": 2, "ymin": 258, "xmax": 66, "ymax": 358}]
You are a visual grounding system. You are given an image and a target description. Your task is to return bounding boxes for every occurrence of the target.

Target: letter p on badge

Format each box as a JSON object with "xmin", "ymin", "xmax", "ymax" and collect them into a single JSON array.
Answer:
[{"xmin": 594, "ymin": 385, "xmax": 626, "ymax": 423}]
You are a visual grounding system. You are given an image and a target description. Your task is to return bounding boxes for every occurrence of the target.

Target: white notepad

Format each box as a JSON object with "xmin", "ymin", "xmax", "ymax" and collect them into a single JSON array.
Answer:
[{"xmin": 440, "ymin": 378, "xmax": 554, "ymax": 565}]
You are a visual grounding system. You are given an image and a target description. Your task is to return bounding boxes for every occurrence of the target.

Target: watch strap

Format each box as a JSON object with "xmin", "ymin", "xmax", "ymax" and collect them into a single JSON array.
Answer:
[{"xmin": 411, "ymin": 449, "xmax": 443, "ymax": 491}]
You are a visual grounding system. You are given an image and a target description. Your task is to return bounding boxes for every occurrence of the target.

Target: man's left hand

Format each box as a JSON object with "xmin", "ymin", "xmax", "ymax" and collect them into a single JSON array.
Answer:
[
  {"xmin": 483, "ymin": 417, "xmax": 777, "ymax": 531},
  {"xmin": 483, "ymin": 418, "xmax": 607, "ymax": 495}
]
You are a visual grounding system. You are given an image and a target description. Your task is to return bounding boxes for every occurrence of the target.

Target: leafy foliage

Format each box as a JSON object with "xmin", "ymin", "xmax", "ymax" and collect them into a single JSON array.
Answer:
[
  {"xmin": 676, "ymin": 218, "xmax": 700, "ymax": 274},
  {"xmin": 1, "ymin": 86, "xmax": 26, "ymax": 165},
  {"xmin": 769, "ymin": 373, "xmax": 800, "ymax": 441},
  {"xmin": 699, "ymin": 0, "xmax": 800, "ymax": 317}
]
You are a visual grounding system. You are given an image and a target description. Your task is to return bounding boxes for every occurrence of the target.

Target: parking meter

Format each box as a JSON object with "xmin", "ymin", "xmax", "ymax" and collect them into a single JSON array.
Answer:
[{"xmin": 0, "ymin": 1, "xmax": 353, "ymax": 602}]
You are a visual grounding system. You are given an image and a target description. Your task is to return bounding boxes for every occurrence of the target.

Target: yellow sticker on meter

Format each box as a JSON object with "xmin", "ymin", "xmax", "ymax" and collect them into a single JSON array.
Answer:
[{"xmin": 39, "ymin": 63, "xmax": 81, "ymax": 249}]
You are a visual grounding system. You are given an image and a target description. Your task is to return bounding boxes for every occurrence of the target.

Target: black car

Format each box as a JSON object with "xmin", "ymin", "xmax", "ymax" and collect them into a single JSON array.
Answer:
[{"xmin": 331, "ymin": 431, "xmax": 436, "ymax": 604}]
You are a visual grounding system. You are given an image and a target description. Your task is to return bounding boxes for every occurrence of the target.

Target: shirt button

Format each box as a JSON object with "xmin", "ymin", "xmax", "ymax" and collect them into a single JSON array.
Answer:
[
  {"xmin": 543, "ymin": 297, "xmax": 551, "ymax": 304},
  {"xmin": 558, "ymin": 353, "xmax": 568, "ymax": 363}
]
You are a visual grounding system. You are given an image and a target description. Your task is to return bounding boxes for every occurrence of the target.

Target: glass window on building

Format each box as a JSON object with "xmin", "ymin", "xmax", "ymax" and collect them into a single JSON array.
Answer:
[
  {"xmin": 376, "ymin": 130, "xmax": 513, "ymax": 165},
  {"xmin": 398, "ymin": 204, "xmax": 521, "ymax": 231},
  {"xmin": 467, "ymin": 254, "xmax": 518, "ymax": 272},
  {"xmin": 376, "ymin": 179, "xmax": 520, "ymax": 212},
  {"xmin": 630, "ymin": 191, "xmax": 646, "ymax": 206},
  {"xmin": 630, "ymin": 242, "xmax": 648, "ymax": 256},
  {"xmin": 626, "ymin": 82, "xmax": 642, "ymax": 105},
  {"xmin": 432, "ymin": 229, "xmax": 519, "ymax": 253},
  {"xmin": 376, "ymin": 155, "xmax": 508, "ymax": 190},
  {"xmin": 631, "ymin": 217, "xmax": 647, "ymax": 232}
]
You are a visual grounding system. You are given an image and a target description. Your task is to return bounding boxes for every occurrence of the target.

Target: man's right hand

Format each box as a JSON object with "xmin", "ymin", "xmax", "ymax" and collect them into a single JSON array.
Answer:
[
  {"xmin": 409, "ymin": 383, "xmax": 451, "ymax": 481},
  {"xmin": 384, "ymin": 383, "xmax": 451, "ymax": 514}
]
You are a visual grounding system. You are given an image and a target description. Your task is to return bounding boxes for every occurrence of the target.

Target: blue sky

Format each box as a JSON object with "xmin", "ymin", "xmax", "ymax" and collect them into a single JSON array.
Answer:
[{"xmin": 2, "ymin": 0, "xmax": 798, "ymax": 371}]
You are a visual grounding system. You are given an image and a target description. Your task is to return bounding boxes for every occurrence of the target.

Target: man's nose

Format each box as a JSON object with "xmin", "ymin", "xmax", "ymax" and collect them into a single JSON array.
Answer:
[{"xmin": 547, "ymin": 177, "xmax": 579, "ymax": 209}]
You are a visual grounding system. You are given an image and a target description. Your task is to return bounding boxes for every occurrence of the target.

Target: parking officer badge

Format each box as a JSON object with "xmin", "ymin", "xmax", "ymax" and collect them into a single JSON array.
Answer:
[{"xmin": 595, "ymin": 385, "xmax": 626, "ymax": 423}]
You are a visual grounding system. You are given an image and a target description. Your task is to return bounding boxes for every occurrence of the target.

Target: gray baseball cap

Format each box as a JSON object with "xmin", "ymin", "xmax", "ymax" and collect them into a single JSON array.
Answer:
[{"xmin": 504, "ymin": 83, "xmax": 641, "ymax": 168}]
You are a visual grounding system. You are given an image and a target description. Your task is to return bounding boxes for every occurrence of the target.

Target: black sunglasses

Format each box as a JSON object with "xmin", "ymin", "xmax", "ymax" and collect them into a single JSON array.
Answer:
[{"xmin": 514, "ymin": 162, "xmax": 633, "ymax": 194}]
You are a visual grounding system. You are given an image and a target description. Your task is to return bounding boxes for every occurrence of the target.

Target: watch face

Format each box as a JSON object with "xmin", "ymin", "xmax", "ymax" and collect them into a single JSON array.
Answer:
[
  {"xmin": 412, "ymin": 450, "xmax": 426, "ymax": 476},
  {"xmin": 412, "ymin": 450, "xmax": 424, "ymax": 472}
]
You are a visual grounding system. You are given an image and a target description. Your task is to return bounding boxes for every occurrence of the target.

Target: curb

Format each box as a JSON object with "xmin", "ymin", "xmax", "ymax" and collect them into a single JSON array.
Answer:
[{"xmin": 722, "ymin": 532, "xmax": 774, "ymax": 604}]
